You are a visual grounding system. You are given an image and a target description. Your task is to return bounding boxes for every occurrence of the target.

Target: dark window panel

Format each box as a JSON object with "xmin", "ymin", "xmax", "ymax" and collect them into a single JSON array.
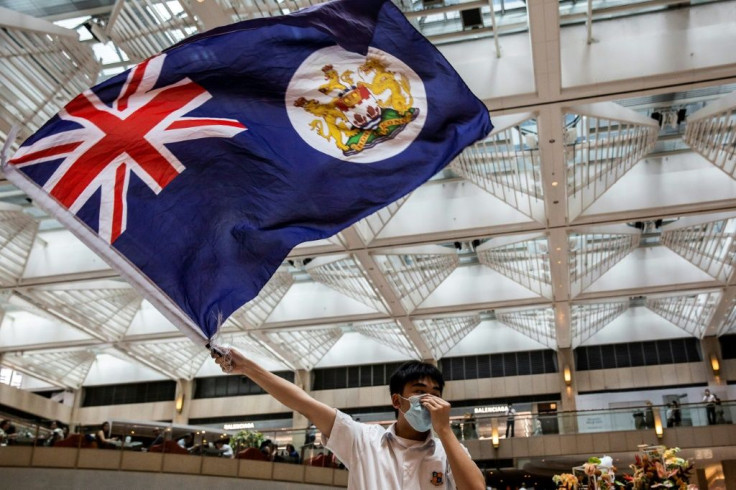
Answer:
[
  {"xmin": 503, "ymin": 353, "xmax": 517, "ymax": 376},
  {"xmin": 657, "ymin": 340, "xmax": 674, "ymax": 364},
  {"xmin": 515, "ymin": 352, "xmax": 530, "ymax": 376},
  {"xmin": 490, "ymin": 354, "xmax": 505, "ymax": 377},
  {"xmin": 360, "ymin": 365, "xmax": 373, "ymax": 386},
  {"xmin": 348, "ymin": 366, "xmax": 360, "ymax": 388},
  {"xmin": 628, "ymin": 343, "xmax": 645, "ymax": 367},
  {"xmin": 477, "ymin": 355, "xmax": 491, "ymax": 378},
  {"xmin": 614, "ymin": 343, "xmax": 629, "ymax": 368}
]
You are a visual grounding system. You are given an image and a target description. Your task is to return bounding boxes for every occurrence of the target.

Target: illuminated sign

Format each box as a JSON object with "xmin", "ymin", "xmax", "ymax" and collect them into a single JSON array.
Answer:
[
  {"xmin": 473, "ymin": 405, "xmax": 507, "ymax": 414},
  {"xmin": 223, "ymin": 422, "xmax": 255, "ymax": 430}
]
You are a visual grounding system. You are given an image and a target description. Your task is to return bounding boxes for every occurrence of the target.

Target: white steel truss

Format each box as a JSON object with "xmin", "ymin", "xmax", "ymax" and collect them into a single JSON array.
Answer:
[
  {"xmin": 259, "ymin": 326, "xmax": 342, "ymax": 370},
  {"xmin": 450, "ymin": 113, "xmax": 545, "ymax": 222},
  {"xmin": 476, "ymin": 233, "xmax": 552, "ymax": 298},
  {"xmin": 569, "ymin": 226, "xmax": 641, "ymax": 297},
  {"xmin": 495, "ymin": 306, "xmax": 556, "ymax": 349},
  {"xmin": 373, "ymin": 245, "xmax": 458, "ymax": 313},
  {"xmin": 683, "ymin": 90, "xmax": 736, "ymax": 179},
  {"xmin": 3, "ymin": 349, "xmax": 96, "ymax": 389},
  {"xmin": 20, "ymin": 286, "xmax": 142, "ymax": 341},
  {"xmin": 352, "ymin": 320, "xmax": 420, "ymax": 359},
  {"xmin": 224, "ymin": 271, "xmax": 294, "ymax": 330},
  {"xmin": 105, "ymin": 0, "xmax": 200, "ymax": 63},
  {"xmin": 413, "ymin": 314, "xmax": 480, "ymax": 359},
  {"xmin": 660, "ymin": 215, "xmax": 736, "ymax": 283},
  {"xmin": 564, "ymin": 102, "xmax": 659, "ymax": 220},
  {"xmin": 120, "ymin": 338, "xmax": 210, "ymax": 380},
  {"xmin": 306, "ymin": 254, "xmax": 388, "ymax": 313},
  {"xmin": 353, "ymin": 196, "xmax": 410, "ymax": 244},
  {"xmin": 718, "ymin": 298, "xmax": 736, "ymax": 336},
  {"xmin": 645, "ymin": 291, "xmax": 721, "ymax": 338},
  {"xmin": 218, "ymin": 332, "xmax": 281, "ymax": 363},
  {"xmin": 0, "ymin": 9, "xmax": 99, "ymax": 147},
  {"xmin": 570, "ymin": 300, "xmax": 629, "ymax": 348},
  {"xmin": 0, "ymin": 209, "xmax": 38, "ymax": 287}
]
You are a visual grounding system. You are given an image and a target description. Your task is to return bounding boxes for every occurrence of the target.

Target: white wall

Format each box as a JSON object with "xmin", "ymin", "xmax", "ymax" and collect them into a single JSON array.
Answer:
[
  {"xmin": 0, "ymin": 310, "xmax": 92, "ymax": 347},
  {"xmin": 378, "ymin": 180, "xmax": 536, "ymax": 239},
  {"xmin": 83, "ymin": 353, "xmax": 169, "ymax": 386},
  {"xmin": 444, "ymin": 319, "xmax": 548, "ymax": 357},
  {"xmin": 268, "ymin": 282, "xmax": 379, "ymax": 323},
  {"xmin": 421, "ymin": 264, "xmax": 542, "ymax": 308},
  {"xmin": 584, "ymin": 155, "xmax": 736, "ymax": 216},
  {"xmin": 561, "ymin": 2, "xmax": 736, "ymax": 88},
  {"xmin": 585, "ymin": 247, "xmax": 715, "ymax": 293},
  {"xmin": 316, "ymin": 331, "xmax": 413, "ymax": 368},
  {"xmin": 582, "ymin": 306, "xmax": 691, "ymax": 346},
  {"xmin": 22, "ymin": 229, "xmax": 110, "ymax": 278}
]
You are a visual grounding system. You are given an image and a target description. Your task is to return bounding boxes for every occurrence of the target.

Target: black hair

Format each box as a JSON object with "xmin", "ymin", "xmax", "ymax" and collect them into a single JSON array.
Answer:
[{"xmin": 389, "ymin": 361, "xmax": 444, "ymax": 396}]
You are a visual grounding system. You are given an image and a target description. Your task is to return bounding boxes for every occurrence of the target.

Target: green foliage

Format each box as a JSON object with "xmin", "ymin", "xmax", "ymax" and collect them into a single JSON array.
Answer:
[{"xmin": 229, "ymin": 429, "xmax": 264, "ymax": 450}]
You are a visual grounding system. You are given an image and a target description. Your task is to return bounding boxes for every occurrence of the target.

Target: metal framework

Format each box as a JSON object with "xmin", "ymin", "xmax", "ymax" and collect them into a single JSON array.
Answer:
[
  {"xmin": 683, "ymin": 90, "xmax": 736, "ymax": 179},
  {"xmin": 564, "ymin": 103, "xmax": 659, "ymax": 220},
  {"xmin": 476, "ymin": 233, "xmax": 552, "ymax": 298},
  {"xmin": 354, "ymin": 196, "xmax": 410, "ymax": 244},
  {"xmin": 0, "ymin": 209, "xmax": 38, "ymax": 287},
  {"xmin": 352, "ymin": 320, "xmax": 420, "ymax": 359},
  {"xmin": 645, "ymin": 291, "xmax": 721, "ymax": 338},
  {"xmin": 120, "ymin": 338, "xmax": 210, "ymax": 379},
  {"xmin": 105, "ymin": 0, "xmax": 200, "ymax": 62},
  {"xmin": 2, "ymin": 349, "xmax": 96, "ymax": 389},
  {"xmin": 495, "ymin": 306, "xmax": 556, "ymax": 349},
  {"xmin": 569, "ymin": 226, "xmax": 641, "ymax": 297},
  {"xmin": 570, "ymin": 300, "xmax": 628, "ymax": 348},
  {"xmin": 413, "ymin": 314, "xmax": 481, "ymax": 359},
  {"xmin": 450, "ymin": 113, "xmax": 545, "ymax": 223},
  {"xmin": 373, "ymin": 245, "xmax": 458, "ymax": 312},
  {"xmin": 0, "ymin": 8, "xmax": 99, "ymax": 147},
  {"xmin": 224, "ymin": 271, "xmax": 294, "ymax": 330},
  {"xmin": 259, "ymin": 326, "xmax": 342, "ymax": 370},
  {"xmin": 306, "ymin": 254, "xmax": 388, "ymax": 313},
  {"xmin": 20, "ymin": 285, "xmax": 141, "ymax": 341},
  {"xmin": 661, "ymin": 215, "xmax": 736, "ymax": 283}
]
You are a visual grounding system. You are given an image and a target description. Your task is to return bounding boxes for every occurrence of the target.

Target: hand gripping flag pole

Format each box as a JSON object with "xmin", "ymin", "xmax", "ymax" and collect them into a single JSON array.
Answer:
[{"xmin": 4, "ymin": 0, "xmax": 493, "ymax": 350}]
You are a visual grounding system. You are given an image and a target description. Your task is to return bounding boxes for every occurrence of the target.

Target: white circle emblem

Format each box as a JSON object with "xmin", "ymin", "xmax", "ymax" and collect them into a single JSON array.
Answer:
[{"xmin": 286, "ymin": 46, "xmax": 427, "ymax": 163}]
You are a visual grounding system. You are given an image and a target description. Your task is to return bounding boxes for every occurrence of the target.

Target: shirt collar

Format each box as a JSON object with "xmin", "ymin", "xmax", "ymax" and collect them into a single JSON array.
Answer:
[{"xmin": 382, "ymin": 422, "xmax": 436, "ymax": 452}]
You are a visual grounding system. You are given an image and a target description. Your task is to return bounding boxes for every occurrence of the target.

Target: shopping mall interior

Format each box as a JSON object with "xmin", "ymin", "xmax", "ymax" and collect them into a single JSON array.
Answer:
[{"xmin": 0, "ymin": 0, "xmax": 735, "ymax": 488}]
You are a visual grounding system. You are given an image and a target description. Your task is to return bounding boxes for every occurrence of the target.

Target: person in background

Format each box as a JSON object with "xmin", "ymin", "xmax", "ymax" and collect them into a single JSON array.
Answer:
[
  {"xmin": 671, "ymin": 400, "xmax": 682, "ymax": 427},
  {"xmin": 703, "ymin": 389, "xmax": 716, "ymax": 425},
  {"xmin": 214, "ymin": 437, "xmax": 234, "ymax": 458},
  {"xmin": 304, "ymin": 422, "xmax": 317, "ymax": 446},
  {"xmin": 177, "ymin": 432, "xmax": 195, "ymax": 451},
  {"xmin": 666, "ymin": 402, "xmax": 675, "ymax": 428},
  {"xmin": 47, "ymin": 421, "xmax": 65, "ymax": 446},
  {"xmin": 462, "ymin": 412, "xmax": 477, "ymax": 441},
  {"xmin": 0, "ymin": 419, "xmax": 11, "ymax": 446},
  {"xmin": 714, "ymin": 395, "xmax": 726, "ymax": 424},
  {"xmin": 96, "ymin": 421, "xmax": 118, "ymax": 449},
  {"xmin": 506, "ymin": 404, "xmax": 517, "ymax": 438},
  {"xmin": 149, "ymin": 428, "xmax": 164, "ymax": 448},
  {"xmin": 644, "ymin": 401, "xmax": 655, "ymax": 430},
  {"xmin": 283, "ymin": 443, "xmax": 300, "ymax": 464}
]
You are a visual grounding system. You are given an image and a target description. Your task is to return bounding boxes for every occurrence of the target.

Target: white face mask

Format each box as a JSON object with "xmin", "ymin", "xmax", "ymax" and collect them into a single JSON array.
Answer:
[{"xmin": 399, "ymin": 395, "xmax": 433, "ymax": 432}]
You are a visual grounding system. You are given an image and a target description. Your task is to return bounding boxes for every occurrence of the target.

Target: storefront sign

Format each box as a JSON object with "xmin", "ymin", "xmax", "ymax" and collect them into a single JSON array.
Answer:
[
  {"xmin": 223, "ymin": 422, "xmax": 255, "ymax": 430},
  {"xmin": 474, "ymin": 405, "xmax": 507, "ymax": 414}
]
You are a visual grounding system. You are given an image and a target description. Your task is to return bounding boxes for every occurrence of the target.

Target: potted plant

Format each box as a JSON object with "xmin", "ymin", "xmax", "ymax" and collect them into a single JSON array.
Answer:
[{"xmin": 229, "ymin": 429, "xmax": 264, "ymax": 452}]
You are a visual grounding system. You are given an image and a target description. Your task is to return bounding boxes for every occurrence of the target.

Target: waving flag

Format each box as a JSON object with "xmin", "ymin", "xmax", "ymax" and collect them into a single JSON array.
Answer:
[{"xmin": 3, "ymin": 0, "xmax": 492, "ymax": 343}]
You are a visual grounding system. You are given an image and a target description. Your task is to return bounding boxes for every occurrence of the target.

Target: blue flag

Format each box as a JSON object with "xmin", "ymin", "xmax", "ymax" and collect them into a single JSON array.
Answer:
[{"xmin": 4, "ymin": 0, "xmax": 492, "ymax": 342}]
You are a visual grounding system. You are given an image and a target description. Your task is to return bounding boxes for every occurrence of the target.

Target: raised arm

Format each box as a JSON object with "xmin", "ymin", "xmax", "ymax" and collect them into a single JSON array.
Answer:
[{"xmin": 213, "ymin": 348, "xmax": 336, "ymax": 437}]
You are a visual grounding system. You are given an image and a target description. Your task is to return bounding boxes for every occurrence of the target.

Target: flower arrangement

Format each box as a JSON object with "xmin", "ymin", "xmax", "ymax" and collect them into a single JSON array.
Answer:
[
  {"xmin": 624, "ymin": 446, "xmax": 695, "ymax": 489},
  {"xmin": 553, "ymin": 456, "xmax": 623, "ymax": 489},
  {"xmin": 554, "ymin": 447, "xmax": 696, "ymax": 490}
]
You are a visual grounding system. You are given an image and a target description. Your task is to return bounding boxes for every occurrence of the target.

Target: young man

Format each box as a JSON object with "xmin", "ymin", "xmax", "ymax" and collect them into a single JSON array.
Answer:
[{"xmin": 212, "ymin": 349, "xmax": 484, "ymax": 489}]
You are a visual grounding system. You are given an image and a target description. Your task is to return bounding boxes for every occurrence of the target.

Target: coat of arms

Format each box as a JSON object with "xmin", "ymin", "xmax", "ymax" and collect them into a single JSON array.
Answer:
[
  {"xmin": 294, "ymin": 57, "xmax": 419, "ymax": 156},
  {"xmin": 430, "ymin": 471, "xmax": 444, "ymax": 486}
]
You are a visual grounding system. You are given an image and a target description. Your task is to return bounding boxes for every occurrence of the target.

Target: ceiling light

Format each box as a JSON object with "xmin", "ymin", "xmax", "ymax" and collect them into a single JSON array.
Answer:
[{"xmin": 551, "ymin": 181, "xmax": 558, "ymax": 187}]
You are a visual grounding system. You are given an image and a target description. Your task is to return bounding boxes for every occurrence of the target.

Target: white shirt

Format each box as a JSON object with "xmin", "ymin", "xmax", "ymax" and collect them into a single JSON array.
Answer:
[
  {"xmin": 324, "ymin": 410, "xmax": 464, "ymax": 490},
  {"xmin": 703, "ymin": 394, "xmax": 716, "ymax": 404}
]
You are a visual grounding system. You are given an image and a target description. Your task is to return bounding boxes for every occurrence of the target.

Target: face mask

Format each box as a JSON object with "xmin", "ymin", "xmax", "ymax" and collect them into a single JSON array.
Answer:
[{"xmin": 399, "ymin": 395, "xmax": 433, "ymax": 433}]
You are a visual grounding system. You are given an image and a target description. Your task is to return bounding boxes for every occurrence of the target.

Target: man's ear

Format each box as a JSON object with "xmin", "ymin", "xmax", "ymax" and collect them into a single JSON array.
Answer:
[{"xmin": 391, "ymin": 393, "xmax": 401, "ymax": 411}]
